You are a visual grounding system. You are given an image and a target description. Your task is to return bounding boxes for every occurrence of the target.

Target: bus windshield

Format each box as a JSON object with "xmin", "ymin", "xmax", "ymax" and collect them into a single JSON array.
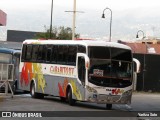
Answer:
[{"xmin": 88, "ymin": 47, "xmax": 132, "ymax": 88}]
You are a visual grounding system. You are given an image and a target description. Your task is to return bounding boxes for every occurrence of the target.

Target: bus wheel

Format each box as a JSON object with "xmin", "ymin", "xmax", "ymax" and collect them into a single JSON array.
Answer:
[
  {"xmin": 67, "ymin": 89, "xmax": 75, "ymax": 106},
  {"xmin": 106, "ymin": 104, "xmax": 112, "ymax": 110},
  {"xmin": 30, "ymin": 82, "xmax": 44, "ymax": 99}
]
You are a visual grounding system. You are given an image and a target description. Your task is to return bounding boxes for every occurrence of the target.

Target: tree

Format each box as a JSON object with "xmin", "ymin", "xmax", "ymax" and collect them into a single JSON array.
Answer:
[{"xmin": 35, "ymin": 26, "xmax": 80, "ymax": 40}]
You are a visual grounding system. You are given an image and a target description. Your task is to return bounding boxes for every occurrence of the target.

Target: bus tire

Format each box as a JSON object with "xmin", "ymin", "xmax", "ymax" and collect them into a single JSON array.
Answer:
[
  {"xmin": 106, "ymin": 104, "xmax": 112, "ymax": 110},
  {"xmin": 67, "ymin": 88, "xmax": 75, "ymax": 106},
  {"xmin": 30, "ymin": 82, "xmax": 44, "ymax": 99}
]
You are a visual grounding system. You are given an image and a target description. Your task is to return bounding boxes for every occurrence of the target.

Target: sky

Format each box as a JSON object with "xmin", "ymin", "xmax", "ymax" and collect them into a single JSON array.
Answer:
[{"xmin": 0, "ymin": 0, "xmax": 160, "ymax": 41}]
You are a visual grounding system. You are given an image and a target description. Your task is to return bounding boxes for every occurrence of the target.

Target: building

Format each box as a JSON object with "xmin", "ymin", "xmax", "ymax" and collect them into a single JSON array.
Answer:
[
  {"xmin": 135, "ymin": 37, "xmax": 160, "ymax": 44},
  {"xmin": 7, "ymin": 30, "xmax": 40, "ymax": 42},
  {"xmin": 0, "ymin": 10, "xmax": 7, "ymax": 26}
]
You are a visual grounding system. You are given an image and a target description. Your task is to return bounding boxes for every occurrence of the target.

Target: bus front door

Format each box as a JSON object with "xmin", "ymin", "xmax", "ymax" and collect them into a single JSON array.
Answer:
[
  {"xmin": 76, "ymin": 53, "xmax": 89, "ymax": 101},
  {"xmin": 77, "ymin": 56, "xmax": 86, "ymax": 86},
  {"xmin": 77, "ymin": 53, "xmax": 89, "ymax": 85}
]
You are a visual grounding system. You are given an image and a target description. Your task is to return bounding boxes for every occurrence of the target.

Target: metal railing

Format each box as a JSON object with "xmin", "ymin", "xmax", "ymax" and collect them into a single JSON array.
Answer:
[{"xmin": 0, "ymin": 64, "xmax": 14, "ymax": 97}]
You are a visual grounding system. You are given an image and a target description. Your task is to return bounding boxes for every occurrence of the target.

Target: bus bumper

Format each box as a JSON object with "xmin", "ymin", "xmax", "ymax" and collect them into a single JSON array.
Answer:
[{"xmin": 87, "ymin": 90, "xmax": 132, "ymax": 104}]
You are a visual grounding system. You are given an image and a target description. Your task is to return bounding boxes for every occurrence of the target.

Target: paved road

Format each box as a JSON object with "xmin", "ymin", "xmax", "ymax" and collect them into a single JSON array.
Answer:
[
  {"xmin": 1, "ymin": 92, "xmax": 160, "ymax": 111},
  {"xmin": 0, "ymin": 92, "xmax": 160, "ymax": 120}
]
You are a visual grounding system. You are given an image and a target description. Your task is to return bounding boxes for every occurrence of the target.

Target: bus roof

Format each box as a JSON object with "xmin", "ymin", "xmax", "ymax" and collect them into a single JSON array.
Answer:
[
  {"xmin": 0, "ymin": 47, "xmax": 21, "ymax": 54},
  {"xmin": 23, "ymin": 39, "xmax": 131, "ymax": 50}
]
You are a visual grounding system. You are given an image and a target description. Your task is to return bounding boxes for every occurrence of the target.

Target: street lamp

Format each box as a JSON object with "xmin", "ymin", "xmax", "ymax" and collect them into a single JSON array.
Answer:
[
  {"xmin": 136, "ymin": 30, "xmax": 146, "ymax": 91},
  {"xmin": 102, "ymin": 7, "xmax": 112, "ymax": 42},
  {"xmin": 136, "ymin": 30, "xmax": 145, "ymax": 39},
  {"xmin": 50, "ymin": 0, "xmax": 53, "ymax": 39}
]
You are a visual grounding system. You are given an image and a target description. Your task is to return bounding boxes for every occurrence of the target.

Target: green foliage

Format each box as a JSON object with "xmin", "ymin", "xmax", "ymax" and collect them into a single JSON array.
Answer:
[{"xmin": 35, "ymin": 26, "xmax": 80, "ymax": 40}]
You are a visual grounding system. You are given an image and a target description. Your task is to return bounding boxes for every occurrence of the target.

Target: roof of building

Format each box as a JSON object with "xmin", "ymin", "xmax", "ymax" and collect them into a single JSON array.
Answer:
[{"xmin": 120, "ymin": 42, "xmax": 160, "ymax": 54}]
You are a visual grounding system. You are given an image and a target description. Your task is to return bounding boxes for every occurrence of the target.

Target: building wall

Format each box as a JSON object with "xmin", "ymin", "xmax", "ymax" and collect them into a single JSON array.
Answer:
[
  {"xmin": 0, "ymin": 10, "xmax": 7, "ymax": 26},
  {"xmin": 134, "ymin": 53, "xmax": 160, "ymax": 92},
  {"xmin": 7, "ymin": 30, "xmax": 39, "ymax": 42}
]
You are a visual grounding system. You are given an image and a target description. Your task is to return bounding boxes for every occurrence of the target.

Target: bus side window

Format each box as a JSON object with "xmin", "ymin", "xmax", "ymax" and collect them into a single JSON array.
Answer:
[
  {"xmin": 37, "ymin": 45, "xmax": 46, "ymax": 62},
  {"xmin": 26, "ymin": 45, "xmax": 32, "ymax": 61},
  {"xmin": 46, "ymin": 45, "xmax": 52, "ymax": 62},
  {"xmin": 51, "ymin": 45, "xmax": 57, "ymax": 63},
  {"xmin": 57, "ymin": 45, "xmax": 68, "ymax": 64},
  {"xmin": 63, "ymin": 46, "xmax": 68, "ymax": 64},
  {"xmin": 31, "ymin": 45, "xmax": 39, "ymax": 62},
  {"xmin": 68, "ymin": 46, "xmax": 77, "ymax": 65},
  {"xmin": 78, "ymin": 45, "xmax": 86, "ymax": 53},
  {"xmin": 21, "ymin": 44, "xmax": 27, "ymax": 61}
]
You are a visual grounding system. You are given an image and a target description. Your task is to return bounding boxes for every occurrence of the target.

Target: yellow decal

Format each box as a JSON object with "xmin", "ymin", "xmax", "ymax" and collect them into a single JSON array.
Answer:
[
  {"xmin": 33, "ymin": 63, "xmax": 46, "ymax": 93},
  {"xmin": 70, "ymin": 80, "xmax": 82, "ymax": 100}
]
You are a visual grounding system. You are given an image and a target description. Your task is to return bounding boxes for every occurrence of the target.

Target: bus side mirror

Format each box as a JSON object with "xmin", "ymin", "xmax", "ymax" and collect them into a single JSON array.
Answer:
[{"xmin": 133, "ymin": 58, "xmax": 141, "ymax": 73}]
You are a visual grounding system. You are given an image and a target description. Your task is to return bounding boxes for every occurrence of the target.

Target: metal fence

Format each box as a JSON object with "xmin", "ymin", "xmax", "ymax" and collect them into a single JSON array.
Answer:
[
  {"xmin": 0, "ymin": 64, "xmax": 14, "ymax": 81},
  {"xmin": 0, "ymin": 64, "xmax": 14, "ymax": 97}
]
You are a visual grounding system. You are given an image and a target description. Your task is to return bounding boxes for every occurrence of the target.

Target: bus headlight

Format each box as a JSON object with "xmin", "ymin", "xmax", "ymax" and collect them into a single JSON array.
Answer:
[
  {"xmin": 86, "ymin": 86, "xmax": 97, "ymax": 93},
  {"xmin": 123, "ymin": 90, "xmax": 132, "ymax": 96}
]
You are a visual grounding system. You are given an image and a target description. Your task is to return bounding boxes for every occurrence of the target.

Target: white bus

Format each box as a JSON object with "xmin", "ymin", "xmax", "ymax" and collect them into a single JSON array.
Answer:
[{"xmin": 19, "ymin": 39, "xmax": 133, "ymax": 109}]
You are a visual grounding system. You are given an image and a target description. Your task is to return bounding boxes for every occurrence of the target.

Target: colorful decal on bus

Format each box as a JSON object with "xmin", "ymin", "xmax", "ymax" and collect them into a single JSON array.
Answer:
[
  {"xmin": 112, "ymin": 88, "xmax": 124, "ymax": 95},
  {"xmin": 21, "ymin": 62, "xmax": 46, "ymax": 93},
  {"xmin": 32, "ymin": 63, "xmax": 46, "ymax": 93},
  {"xmin": 58, "ymin": 78, "xmax": 82, "ymax": 100},
  {"xmin": 106, "ymin": 88, "xmax": 125, "ymax": 95},
  {"xmin": 70, "ymin": 80, "xmax": 82, "ymax": 100},
  {"xmin": 58, "ymin": 78, "xmax": 69, "ymax": 97},
  {"xmin": 21, "ymin": 62, "xmax": 33, "ymax": 86}
]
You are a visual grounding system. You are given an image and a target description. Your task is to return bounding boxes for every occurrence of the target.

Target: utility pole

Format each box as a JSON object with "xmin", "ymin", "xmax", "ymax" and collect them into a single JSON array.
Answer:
[
  {"xmin": 72, "ymin": 0, "xmax": 76, "ymax": 40},
  {"xmin": 65, "ymin": 0, "xmax": 84, "ymax": 40},
  {"xmin": 50, "ymin": 0, "xmax": 53, "ymax": 39}
]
